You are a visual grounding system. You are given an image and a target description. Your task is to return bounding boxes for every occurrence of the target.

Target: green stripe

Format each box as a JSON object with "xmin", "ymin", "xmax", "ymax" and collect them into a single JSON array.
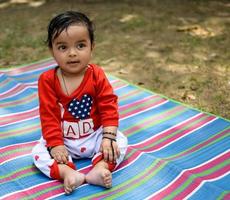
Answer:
[
  {"xmin": 164, "ymin": 159, "xmax": 230, "ymax": 200},
  {"xmin": 81, "ymin": 159, "xmax": 165, "ymax": 200},
  {"xmin": 21, "ymin": 184, "xmax": 63, "ymax": 200},
  {"xmin": 0, "ymin": 122, "xmax": 40, "ymax": 135},
  {"xmin": 0, "ymin": 127, "xmax": 38, "ymax": 138},
  {"xmin": 139, "ymin": 115, "xmax": 209, "ymax": 151},
  {"xmin": 122, "ymin": 105, "xmax": 179, "ymax": 132},
  {"xmin": 112, "ymin": 80, "xmax": 127, "ymax": 88},
  {"xmin": 125, "ymin": 149, "xmax": 137, "ymax": 159},
  {"xmin": 1, "ymin": 94, "xmax": 37, "ymax": 108},
  {"xmin": 1, "ymin": 146, "xmax": 32, "ymax": 157},
  {"xmin": 166, "ymin": 127, "xmax": 230, "ymax": 160},
  {"xmin": 0, "ymin": 128, "xmax": 39, "ymax": 139},
  {"xmin": 119, "ymin": 91, "xmax": 146, "ymax": 103},
  {"xmin": 120, "ymin": 96, "xmax": 162, "ymax": 115},
  {"xmin": 106, "ymin": 161, "xmax": 166, "ymax": 199},
  {"xmin": 14, "ymin": 73, "xmax": 40, "ymax": 81},
  {"xmin": 124, "ymin": 106, "xmax": 187, "ymax": 137},
  {"xmin": 1, "ymin": 169, "xmax": 39, "ymax": 182},
  {"xmin": 118, "ymin": 89, "xmax": 141, "ymax": 100},
  {"xmin": 217, "ymin": 191, "xmax": 229, "ymax": 200},
  {"xmin": 0, "ymin": 166, "xmax": 36, "ymax": 180}
]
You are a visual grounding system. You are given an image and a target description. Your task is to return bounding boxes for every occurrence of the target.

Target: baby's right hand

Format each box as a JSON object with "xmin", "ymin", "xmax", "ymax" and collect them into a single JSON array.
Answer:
[{"xmin": 50, "ymin": 145, "xmax": 69, "ymax": 164}]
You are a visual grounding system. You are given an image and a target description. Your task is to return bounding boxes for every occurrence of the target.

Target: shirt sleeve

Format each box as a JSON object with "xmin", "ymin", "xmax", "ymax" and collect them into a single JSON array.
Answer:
[
  {"xmin": 94, "ymin": 67, "xmax": 119, "ymax": 127},
  {"xmin": 38, "ymin": 72, "xmax": 64, "ymax": 147}
]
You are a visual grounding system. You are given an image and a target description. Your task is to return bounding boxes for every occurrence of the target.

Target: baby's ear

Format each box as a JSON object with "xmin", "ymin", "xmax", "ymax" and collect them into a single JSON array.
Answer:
[{"xmin": 91, "ymin": 42, "xmax": 95, "ymax": 50}]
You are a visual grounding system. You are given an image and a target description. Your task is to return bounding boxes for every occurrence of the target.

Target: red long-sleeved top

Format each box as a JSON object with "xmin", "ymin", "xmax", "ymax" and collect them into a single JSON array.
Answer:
[{"xmin": 38, "ymin": 64, "xmax": 119, "ymax": 147}]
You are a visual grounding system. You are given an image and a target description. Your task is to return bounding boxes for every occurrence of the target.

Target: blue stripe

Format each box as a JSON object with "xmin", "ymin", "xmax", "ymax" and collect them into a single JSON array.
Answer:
[
  {"xmin": 124, "ymin": 109, "xmax": 199, "ymax": 144},
  {"xmin": 0, "ymin": 97, "xmax": 38, "ymax": 115},
  {"xmin": 188, "ymin": 174, "xmax": 230, "ymax": 200},
  {"xmin": 0, "ymin": 156, "xmax": 49, "ymax": 197},
  {"xmin": 6, "ymin": 65, "xmax": 56, "ymax": 83},
  {"xmin": 53, "ymin": 154, "xmax": 160, "ymax": 199},
  {"xmin": 152, "ymin": 119, "xmax": 230, "ymax": 166},
  {"xmin": 0, "ymin": 118, "xmax": 41, "ymax": 147}
]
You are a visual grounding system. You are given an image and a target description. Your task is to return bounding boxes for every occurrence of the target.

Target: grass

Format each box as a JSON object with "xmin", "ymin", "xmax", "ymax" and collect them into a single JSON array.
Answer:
[{"xmin": 0, "ymin": 0, "xmax": 229, "ymax": 119}]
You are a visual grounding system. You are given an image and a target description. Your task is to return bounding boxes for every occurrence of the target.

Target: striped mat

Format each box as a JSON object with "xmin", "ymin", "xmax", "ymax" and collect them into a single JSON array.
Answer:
[{"xmin": 0, "ymin": 58, "xmax": 229, "ymax": 200}]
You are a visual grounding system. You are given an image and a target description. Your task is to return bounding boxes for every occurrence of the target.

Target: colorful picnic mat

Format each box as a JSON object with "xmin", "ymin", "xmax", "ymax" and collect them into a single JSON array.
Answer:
[{"xmin": 0, "ymin": 58, "xmax": 229, "ymax": 200}]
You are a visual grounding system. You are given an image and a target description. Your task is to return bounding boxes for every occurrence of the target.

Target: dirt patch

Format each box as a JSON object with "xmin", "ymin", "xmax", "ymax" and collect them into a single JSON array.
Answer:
[{"xmin": 0, "ymin": 0, "xmax": 229, "ymax": 118}]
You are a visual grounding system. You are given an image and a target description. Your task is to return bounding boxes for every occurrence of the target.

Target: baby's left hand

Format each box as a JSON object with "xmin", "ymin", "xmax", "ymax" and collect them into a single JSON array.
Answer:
[{"xmin": 100, "ymin": 138, "xmax": 120, "ymax": 163}]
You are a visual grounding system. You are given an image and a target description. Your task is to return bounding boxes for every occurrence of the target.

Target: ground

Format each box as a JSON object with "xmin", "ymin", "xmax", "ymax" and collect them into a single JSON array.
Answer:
[{"xmin": 0, "ymin": 0, "xmax": 229, "ymax": 119}]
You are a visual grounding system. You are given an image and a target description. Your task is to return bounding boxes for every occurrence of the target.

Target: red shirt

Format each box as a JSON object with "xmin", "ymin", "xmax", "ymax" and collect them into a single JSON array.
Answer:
[{"xmin": 38, "ymin": 64, "xmax": 118, "ymax": 147}]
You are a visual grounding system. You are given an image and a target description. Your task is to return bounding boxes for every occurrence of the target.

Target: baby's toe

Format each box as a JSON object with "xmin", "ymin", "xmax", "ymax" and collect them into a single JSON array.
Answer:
[{"xmin": 103, "ymin": 171, "xmax": 112, "ymax": 188}]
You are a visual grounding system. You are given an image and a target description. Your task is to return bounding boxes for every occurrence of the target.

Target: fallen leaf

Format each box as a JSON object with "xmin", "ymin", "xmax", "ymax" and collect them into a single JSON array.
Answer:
[{"xmin": 119, "ymin": 14, "xmax": 138, "ymax": 23}]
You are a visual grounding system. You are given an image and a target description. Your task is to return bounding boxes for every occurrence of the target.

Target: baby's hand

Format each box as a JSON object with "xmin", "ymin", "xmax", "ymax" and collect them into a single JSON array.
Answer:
[
  {"xmin": 50, "ymin": 145, "xmax": 69, "ymax": 164},
  {"xmin": 100, "ymin": 138, "xmax": 120, "ymax": 163}
]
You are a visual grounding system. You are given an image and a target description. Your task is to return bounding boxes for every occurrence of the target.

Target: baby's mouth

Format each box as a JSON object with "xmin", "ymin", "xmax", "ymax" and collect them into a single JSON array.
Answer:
[{"xmin": 67, "ymin": 61, "xmax": 80, "ymax": 64}]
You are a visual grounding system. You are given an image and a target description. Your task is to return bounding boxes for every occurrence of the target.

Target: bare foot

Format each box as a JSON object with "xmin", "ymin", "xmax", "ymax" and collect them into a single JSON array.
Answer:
[
  {"xmin": 85, "ymin": 161, "xmax": 112, "ymax": 188},
  {"xmin": 58, "ymin": 164, "xmax": 85, "ymax": 194}
]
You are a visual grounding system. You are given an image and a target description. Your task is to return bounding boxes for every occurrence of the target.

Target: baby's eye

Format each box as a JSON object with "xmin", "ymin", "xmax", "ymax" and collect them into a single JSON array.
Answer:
[
  {"xmin": 77, "ymin": 43, "xmax": 86, "ymax": 49},
  {"xmin": 57, "ymin": 45, "xmax": 66, "ymax": 51}
]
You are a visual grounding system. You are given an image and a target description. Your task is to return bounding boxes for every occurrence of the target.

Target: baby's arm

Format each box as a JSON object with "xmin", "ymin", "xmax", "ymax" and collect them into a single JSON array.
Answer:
[
  {"xmin": 38, "ymin": 72, "xmax": 68, "ymax": 164},
  {"xmin": 100, "ymin": 126, "xmax": 120, "ymax": 163},
  {"xmin": 49, "ymin": 145, "xmax": 69, "ymax": 164}
]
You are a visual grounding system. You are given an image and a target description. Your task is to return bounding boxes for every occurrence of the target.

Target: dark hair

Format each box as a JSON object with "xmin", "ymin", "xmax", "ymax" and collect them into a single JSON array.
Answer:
[{"xmin": 46, "ymin": 11, "xmax": 95, "ymax": 48}]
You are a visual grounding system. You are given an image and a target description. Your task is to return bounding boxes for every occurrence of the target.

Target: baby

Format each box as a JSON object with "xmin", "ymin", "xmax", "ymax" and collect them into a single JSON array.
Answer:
[{"xmin": 32, "ymin": 11, "xmax": 128, "ymax": 194}]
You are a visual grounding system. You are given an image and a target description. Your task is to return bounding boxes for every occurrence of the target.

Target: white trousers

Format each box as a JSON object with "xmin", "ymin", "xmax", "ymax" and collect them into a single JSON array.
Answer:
[{"xmin": 32, "ymin": 127, "xmax": 128, "ymax": 179}]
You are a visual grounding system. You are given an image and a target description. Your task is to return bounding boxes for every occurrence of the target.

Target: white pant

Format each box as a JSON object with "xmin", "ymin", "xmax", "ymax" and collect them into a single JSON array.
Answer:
[{"xmin": 32, "ymin": 127, "xmax": 128, "ymax": 179}]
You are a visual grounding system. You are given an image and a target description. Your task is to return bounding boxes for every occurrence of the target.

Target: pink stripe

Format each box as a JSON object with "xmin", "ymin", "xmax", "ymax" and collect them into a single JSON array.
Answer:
[
  {"xmin": 2, "ymin": 180, "xmax": 62, "ymax": 200},
  {"xmin": 79, "ymin": 147, "xmax": 138, "ymax": 175},
  {"xmin": 0, "ymin": 124, "xmax": 40, "ymax": 138},
  {"xmin": 120, "ymin": 98, "xmax": 167, "ymax": 119},
  {"xmin": 0, "ymin": 108, "xmax": 38, "ymax": 126},
  {"xmin": 0, "ymin": 82, "xmax": 38, "ymax": 100},
  {"xmin": 0, "ymin": 84, "xmax": 26, "ymax": 98},
  {"xmin": 0, "ymin": 83, "xmax": 37, "ymax": 99},
  {"xmin": 117, "ymin": 147, "xmax": 140, "ymax": 168},
  {"xmin": 4, "ymin": 60, "xmax": 56, "ymax": 75},
  {"xmin": 146, "ymin": 115, "xmax": 216, "ymax": 152},
  {"xmin": 0, "ymin": 142, "xmax": 37, "ymax": 164},
  {"xmin": 0, "ymin": 151, "xmax": 31, "ymax": 164},
  {"xmin": 109, "ymin": 79, "xmax": 120, "ymax": 84},
  {"xmin": 30, "ymin": 187, "xmax": 64, "ymax": 200},
  {"xmin": 25, "ymin": 82, "xmax": 37, "ymax": 87},
  {"xmin": 79, "ymin": 147, "xmax": 138, "ymax": 174},
  {"xmin": 92, "ymin": 159, "xmax": 164, "ymax": 200},
  {"xmin": 175, "ymin": 165, "xmax": 229, "ymax": 200},
  {"xmin": 0, "ymin": 78, "xmax": 10, "ymax": 87},
  {"xmin": 119, "ymin": 95, "xmax": 156, "ymax": 112},
  {"xmin": 150, "ymin": 152, "xmax": 230, "ymax": 200},
  {"xmin": 184, "ymin": 151, "xmax": 229, "ymax": 174},
  {"xmin": 165, "ymin": 128, "xmax": 229, "ymax": 161},
  {"xmin": 114, "ymin": 83, "xmax": 128, "ymax": 91},
  {"xmin": 1, "ymin": 147, "xmax": 140, "ymax": 199},
  {"xmin": 131, "ymin": 113, "xmax": 206, "ymax": 149},
  {"xmin": 0, "ymin": 142, "xmax": 36, "ymax": 154},
  {"xmin": 118, "ymin": 89, "xmax": 141, "ymax": 101},
  {"xmin": 0, "ymin": 93, "xmax": 37, "ymax": 108},
  {"xmin": 224, "ymin": 193, "xmax": 230, "ymax": 200},
  {"xmin": 0, "ymin": 167, "xmax": 37, "ymax": 183},
  {"xmin": 124, "ymin": 105, "xmax": 184, "ymax": 135}
]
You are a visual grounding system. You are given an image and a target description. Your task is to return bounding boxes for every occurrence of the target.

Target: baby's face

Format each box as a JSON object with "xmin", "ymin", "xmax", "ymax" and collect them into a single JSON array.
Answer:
[{"xmin": 51, "ymin": 24, "xmax": 93, "ymax": 76}]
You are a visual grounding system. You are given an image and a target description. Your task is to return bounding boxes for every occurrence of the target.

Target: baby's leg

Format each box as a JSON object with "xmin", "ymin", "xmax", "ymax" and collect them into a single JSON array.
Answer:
[
  {"xmin": 58, "ymin": 164, "xmax": 85, "ymax": 194},
  {"xmin": 85, "ymin": 160, "xmax": 112, "ymax": 188},
  {"xmin": 85, "ymin": 130, "xmax": 128, "ymax": 188},
  {"xmin": 32, "ymin": 138, "xmax": 85, "ymax": 194}
]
